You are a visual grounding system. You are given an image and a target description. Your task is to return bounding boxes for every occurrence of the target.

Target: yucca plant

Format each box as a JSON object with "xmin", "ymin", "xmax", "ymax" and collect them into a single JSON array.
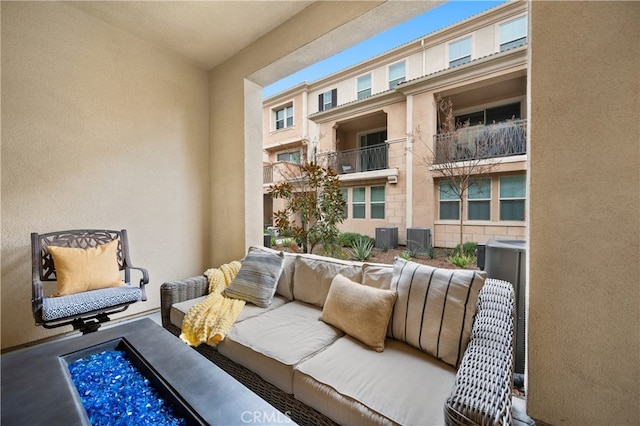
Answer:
[{"xmin": 350, "ymin": 237, "xmax": 374, "ymax": 261}]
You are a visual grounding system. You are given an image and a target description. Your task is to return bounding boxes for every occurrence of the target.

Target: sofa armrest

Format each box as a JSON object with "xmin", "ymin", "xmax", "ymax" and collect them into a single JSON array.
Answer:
[
  {"xmin": 444, "ymin": 278, "xmax": 516, "ymax": 426},
  {"xmin": 160, "ymin": 276, "xmax": 208, "ymax": 328}
]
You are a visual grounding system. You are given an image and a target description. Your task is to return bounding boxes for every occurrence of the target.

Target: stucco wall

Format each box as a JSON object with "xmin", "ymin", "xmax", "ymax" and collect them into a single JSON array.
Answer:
[
  {"xmin": 527, "ymin": 1, "xmax": 640, "ymax": 424},
  {"xmin": 1, "ymin": 2, "xmax": 210, "ymax": 349}
]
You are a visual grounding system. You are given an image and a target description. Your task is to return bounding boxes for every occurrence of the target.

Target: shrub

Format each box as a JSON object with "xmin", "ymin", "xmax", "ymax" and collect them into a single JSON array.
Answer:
[
  {"xmin": 428, "ymin": 246, "xmax": 438, "ymax": 259},
  {"xmin": 400, "ymin": 251, "xmax": 412, "ymax": 260},
  {"xmin": 448, "ymin": 253, "xmax": 477, "ymax": 268},
  {"xmin": 338, "ymin": 232, "xmax": 374, "ymax": 248},
  {"xmin": 350, "ymin": 237, "xmax": 374, "ymax": 261},
  {"xmin": 452, "ymin": 241, "xmax": 478, "ymax": 257}
]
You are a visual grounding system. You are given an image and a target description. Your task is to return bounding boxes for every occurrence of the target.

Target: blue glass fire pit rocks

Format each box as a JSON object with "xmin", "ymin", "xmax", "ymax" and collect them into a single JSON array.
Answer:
[{"xmin": 68, "ymin": 349, "xmax": 186, "ymax": 426}]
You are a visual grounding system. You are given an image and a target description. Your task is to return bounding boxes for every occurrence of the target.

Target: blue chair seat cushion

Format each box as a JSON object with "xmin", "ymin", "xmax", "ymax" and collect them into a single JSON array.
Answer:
[{"xmin": 42, "ymin": 285, "xmax": 142, "ymax": 321}]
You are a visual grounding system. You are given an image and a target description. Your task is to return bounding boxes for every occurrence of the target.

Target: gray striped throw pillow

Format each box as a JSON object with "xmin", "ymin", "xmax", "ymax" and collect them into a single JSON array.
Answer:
[
  {"xmin": 223, "ymin": 248, "xmax": 284, "ymax": 308},
  {"xmin": 389, "ymin": 257, "xmax": 486, "ymax": 368}
]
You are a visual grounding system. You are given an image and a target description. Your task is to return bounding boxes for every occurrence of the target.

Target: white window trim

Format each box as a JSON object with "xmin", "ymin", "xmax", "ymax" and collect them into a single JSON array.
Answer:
[
  {"xmin": 446, "ymin": 35, "xmax": 473, "ymax": 68},
  {"xmin": 356, "ymin": 72, "xmax": 373, "ymax": 100},
  {"xmin": 387, "ymin": 60, "xmax": 406, "ymax": 89},
  {"xmin": 272, "ymin": 101, "xmax": 294, "ymax": 132},
  {"xmin": 495, "ymin": 14, "xmax": 528, "ymax": 52}
]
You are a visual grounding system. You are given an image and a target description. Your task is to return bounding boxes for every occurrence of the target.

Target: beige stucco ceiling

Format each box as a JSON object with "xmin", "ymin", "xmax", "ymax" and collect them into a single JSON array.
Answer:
[{"xmin": 67, "ymin": 1, "xmax": 313, "ymax": 70}]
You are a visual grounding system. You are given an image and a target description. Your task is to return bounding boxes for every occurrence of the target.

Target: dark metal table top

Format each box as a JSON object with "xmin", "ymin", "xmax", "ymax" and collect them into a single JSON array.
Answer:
[{"xmin": 1, "ymin": 318, "xmax": 290, "ymax": 425}]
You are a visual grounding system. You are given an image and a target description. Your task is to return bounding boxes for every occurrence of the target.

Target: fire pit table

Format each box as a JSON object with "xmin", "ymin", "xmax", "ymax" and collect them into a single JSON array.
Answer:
[{"xmin": 1, "ymin": 318, "xmax": 291, "ymax": 425}]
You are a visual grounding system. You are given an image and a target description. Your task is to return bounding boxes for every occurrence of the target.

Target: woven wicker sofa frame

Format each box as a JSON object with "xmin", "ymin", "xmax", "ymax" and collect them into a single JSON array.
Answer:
[{"xmin": 160, "ymin": 276, "xmax": 515, "ymax": 426}]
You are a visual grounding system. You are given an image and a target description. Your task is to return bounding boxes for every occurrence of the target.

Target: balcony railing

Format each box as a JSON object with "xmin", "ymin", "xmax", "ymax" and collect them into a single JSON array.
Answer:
[
  {"xmin": 317, "ymin": 144, "xmax": 388, "ymax": 175},
  {"xmin": 263, "ymin": 165, "xmax": 273, "ymax": 184},
  {"xmin": 433, "ymin": 119, "xmax": 527, "ymax": 164}
]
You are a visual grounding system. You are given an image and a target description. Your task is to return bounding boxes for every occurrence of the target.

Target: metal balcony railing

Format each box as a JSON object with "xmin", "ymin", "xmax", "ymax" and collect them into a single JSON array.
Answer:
[
  {"xmin": 317, "ymin": 144, "xmax": 388, "ymax": 175},
  {"xmin": 263, "ymin": 165, "xmax": 273, "ymax": 184},
  {"xmin": 433, "ymin": 119, "xmax": 527, "ymax": 164}
]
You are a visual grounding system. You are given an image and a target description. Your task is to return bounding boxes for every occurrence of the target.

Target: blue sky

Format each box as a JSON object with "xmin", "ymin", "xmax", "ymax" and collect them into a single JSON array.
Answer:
[{"xmin": 263, "ymin": 0, "xmax": 507, "ymax": 98}]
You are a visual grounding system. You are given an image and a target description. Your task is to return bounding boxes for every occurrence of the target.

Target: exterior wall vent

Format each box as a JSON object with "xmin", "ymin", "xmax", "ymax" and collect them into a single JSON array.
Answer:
[{"xmin": 406, "ymin": 227, "xmax": 432, "ymax": 254}]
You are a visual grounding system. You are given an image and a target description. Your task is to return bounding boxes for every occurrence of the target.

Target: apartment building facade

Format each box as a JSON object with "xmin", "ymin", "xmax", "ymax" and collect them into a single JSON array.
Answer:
[{"xmin": 263, "ymin": 1, "xmax": 528, "ymax": 248}]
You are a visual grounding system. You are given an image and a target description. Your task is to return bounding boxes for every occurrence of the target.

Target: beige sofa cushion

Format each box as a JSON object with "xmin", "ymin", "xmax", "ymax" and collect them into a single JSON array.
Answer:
[
  {"xmin": 294, "ymin": 336, "xmax": 456, "ymax": 425},
  {"xmin": 321, "ymin": 274, "xmax": 396, "ymax": 352},
  {"xmin": 218, "ymin": 301, "xmax": 344, "ymax": 394},
  {"xmin": 389, "ymin": 257, "xmax": 486, "ymax": 368},
  {"xmin": 170, "ymin": 295, "xmax": 288, "ymax": 329},
  {"xmin": 361, "ymin": 263, "xmax": 393, "ymax": 289},
  {"xmin": 293, "ymin": 255, "xmax": 361, "ymax": 307}
]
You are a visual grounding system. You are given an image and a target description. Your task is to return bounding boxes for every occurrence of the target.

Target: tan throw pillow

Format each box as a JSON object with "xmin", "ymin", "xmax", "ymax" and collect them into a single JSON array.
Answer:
[
  {"xmin": 389, "ymin": 257, "xmax": 486, "ymax": 368},
  {"xmin": 321, "ymin": 274, "xmax": 397, "ymax": 352},
  {"xmin": 48, "ymin": 239, "xmax": 123, "ymax": 296}
]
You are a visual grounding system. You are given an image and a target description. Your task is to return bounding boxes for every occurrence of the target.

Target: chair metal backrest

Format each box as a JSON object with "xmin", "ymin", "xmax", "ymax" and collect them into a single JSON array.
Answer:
[{"xmin": 31, "ymin": 229, "xmax": 148, "ymax": 333}]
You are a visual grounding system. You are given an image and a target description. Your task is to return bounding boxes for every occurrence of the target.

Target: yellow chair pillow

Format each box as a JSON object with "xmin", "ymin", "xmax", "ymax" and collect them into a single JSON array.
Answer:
[{"xmin": 48, "ymin": 239, "xmax": 124, "ymax": 296}]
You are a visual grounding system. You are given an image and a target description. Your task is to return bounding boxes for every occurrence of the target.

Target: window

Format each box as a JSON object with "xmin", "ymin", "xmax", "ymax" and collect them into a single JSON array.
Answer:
[
  {"xmin": 318, "ymin": 89, "xmax": 337, "ymax": 112},
  {"xmin": 468, "ymin": 179, "xmax": 491, "ymax": 220},
  {"xmin": 352, "ymin": 187, "xmax": 366, "ymax": 219},
  {"xmin": 449, "ymin": 36, "xmax": 471, "ymax": 67},
  {"xmin": 274, "ymin": 105, "xmax": 293, "ymax": 130},
  {"xmin": 455, "ymin": 102, "xmax": 521, "ymax": 126},
  {"xmin": 276, "ymin": 151, "xmax": 300, "ymax": 164},
  {"xmin": 340, "ymin": 188, "xmax": 348, "ymax": 219},
  {"xmin": 357, "ymin": 74, "xmax": 372, "ymax": 100},
  {"xmin": 500, "ymin": 175, "xmax": 526, "ymax": 221},
  {"xmin": 370, "ymin": 186, "xmax": 385, "ymax": 219},
  {"xmin": 439, "ymin": 181, "xmax": 460, "ymax": 220},
  {"xmin": 500, "ymin": 16, "xmax": 527, "ymax": 51},
  {"xmin": 388, "ymin": 61, "xmax": 405, "ymax": 89}
]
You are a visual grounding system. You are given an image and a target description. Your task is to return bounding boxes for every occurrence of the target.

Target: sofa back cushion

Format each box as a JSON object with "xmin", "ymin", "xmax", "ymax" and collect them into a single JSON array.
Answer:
[
  {"xmin": 389, "ymin": 257, "xmax": 486, "ymax": 368},
  {"xmin": 293, "ymin": 255, "xmax": 361, "ymax": 308},
  {"xmin": 361, "ymin": 263, "xmax": 393, "ymax": 289},
  {"xmin": 223, "ymin": 247, "xmax": 284, "ymax": 308}
]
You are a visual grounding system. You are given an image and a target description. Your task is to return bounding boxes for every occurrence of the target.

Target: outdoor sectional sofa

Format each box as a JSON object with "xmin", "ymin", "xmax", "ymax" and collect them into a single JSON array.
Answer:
[{"xmin": 160, "ymin": 246, "xmax": 515, "ymax": 426}]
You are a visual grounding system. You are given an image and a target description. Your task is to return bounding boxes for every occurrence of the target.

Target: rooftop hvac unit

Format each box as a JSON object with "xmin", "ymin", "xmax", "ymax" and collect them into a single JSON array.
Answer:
[
  {"xmin": 375, "ymin": 227, "xmax": 398, "ymax": 250},
  {"xmin": 485, "ymin": 239, "xmax": 526, "ymax": 375},
  {"xmin": 406, "ymin": 227, "xmax": 432, "ymax": 254}
]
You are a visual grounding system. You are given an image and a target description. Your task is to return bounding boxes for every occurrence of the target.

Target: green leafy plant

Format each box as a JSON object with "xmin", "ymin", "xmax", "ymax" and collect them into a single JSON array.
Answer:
[
  {"xmin": 338, "ymin": 232, "xmax": 374, "ymax": 248},
  {"xmin": 452, "ymin": 241, "xmax": 478, "ymax": 257},
  {"xmin": 269, "ymin": 163, "xmax": 346, "ymax": 253},
  {"xmin": 448, "ymin": 253, "xmax": 477, "ymax": 268},
  {"xmin": 428, "ymin": 246, "xmax": 438, "ymax": 259},
  {"xmin": 350, "ymin": 237, "xmax": 374, "ymax": 261},
  {"xmin": 400, "ymin": 250, "xmax": 412, "ymax": 260}
]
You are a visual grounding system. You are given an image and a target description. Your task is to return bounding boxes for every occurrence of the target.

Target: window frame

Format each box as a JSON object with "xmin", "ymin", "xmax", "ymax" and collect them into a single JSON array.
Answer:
[
  {"xmin": 388, "ymin": 61, "xmax": 406, "ymax": 89},
  {"xmin": 370, "ymin": 186, "xmax": 385, "ymax": 219},
  {"xmin": 340, "ymin": 188, "xmax": 348, "ymax": 219},
  {"xmin": 499, "ymin": 15, "xmax": 528, "ymax": 52},
  {"xmin": 318, "ymin": 88, "xmax": 337, "ymax": 112},
  {"xmin": 274, "ymin": 104, "xmax": 293, "ymax": 131},
  {"xmin": 467, "ymin": 178, "xmax": 492, "ymax": 221},
  {"xmin": 439, "ymin": 181, "xmax": 460, "ymax": 220},
  {"xmin": 276, "ymin": 150, "xmax": 301, "ymax": 164},
  {"xmin": 499, "ymin": 175, "xmax": 526, "ymax": 221},
  {"xmin": 448, "ymin": 36, "xmax": 472, "ymax": 68},
  {"xmin": 352, "ymin": 187, "xmax": 366, "ymax": 219},
  {"xmin": 357, "ymin": 73, "xmax": 372, "ymax": 100}
]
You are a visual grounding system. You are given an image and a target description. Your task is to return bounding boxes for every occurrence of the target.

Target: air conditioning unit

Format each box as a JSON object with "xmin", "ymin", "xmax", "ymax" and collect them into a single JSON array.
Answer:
[
  {"xmin": 485, "ymin": 239, "xmax": 526, "ymax": 375},
  {"xmin": 375, "ymin": 227, "xmax": 398, "ymax": 250},
  {"xmin": 406, "ymin": 227, "xmax": 432, "ymax": 254}
]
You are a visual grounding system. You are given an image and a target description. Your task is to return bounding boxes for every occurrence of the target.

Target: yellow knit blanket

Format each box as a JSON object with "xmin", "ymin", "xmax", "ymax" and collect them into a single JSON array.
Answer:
[{"xmin": 179, "ymin": 261, "xmax": 245, "ymax": 347}]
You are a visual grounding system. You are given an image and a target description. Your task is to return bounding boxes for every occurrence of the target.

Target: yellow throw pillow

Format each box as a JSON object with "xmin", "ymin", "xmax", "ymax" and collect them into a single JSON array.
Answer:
[
  {"xmin": 321, "ymin": 274, "xmax": 397, "ymax": 352},
  {"xmin": 48, "ymin": 239, "xmax": 124, "ymax": 296}
]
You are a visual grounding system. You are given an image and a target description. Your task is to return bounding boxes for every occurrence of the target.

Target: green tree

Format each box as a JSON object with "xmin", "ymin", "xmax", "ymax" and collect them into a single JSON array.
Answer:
[{"xmin": 268, "ymin": 162, "xmax": 346, "ymax": 254}]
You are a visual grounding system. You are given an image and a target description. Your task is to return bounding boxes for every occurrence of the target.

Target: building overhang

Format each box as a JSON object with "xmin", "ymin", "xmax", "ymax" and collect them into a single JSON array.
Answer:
[{"xmin": 339, "ymin": 167, "xmax": 399, "ymax": 184}]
